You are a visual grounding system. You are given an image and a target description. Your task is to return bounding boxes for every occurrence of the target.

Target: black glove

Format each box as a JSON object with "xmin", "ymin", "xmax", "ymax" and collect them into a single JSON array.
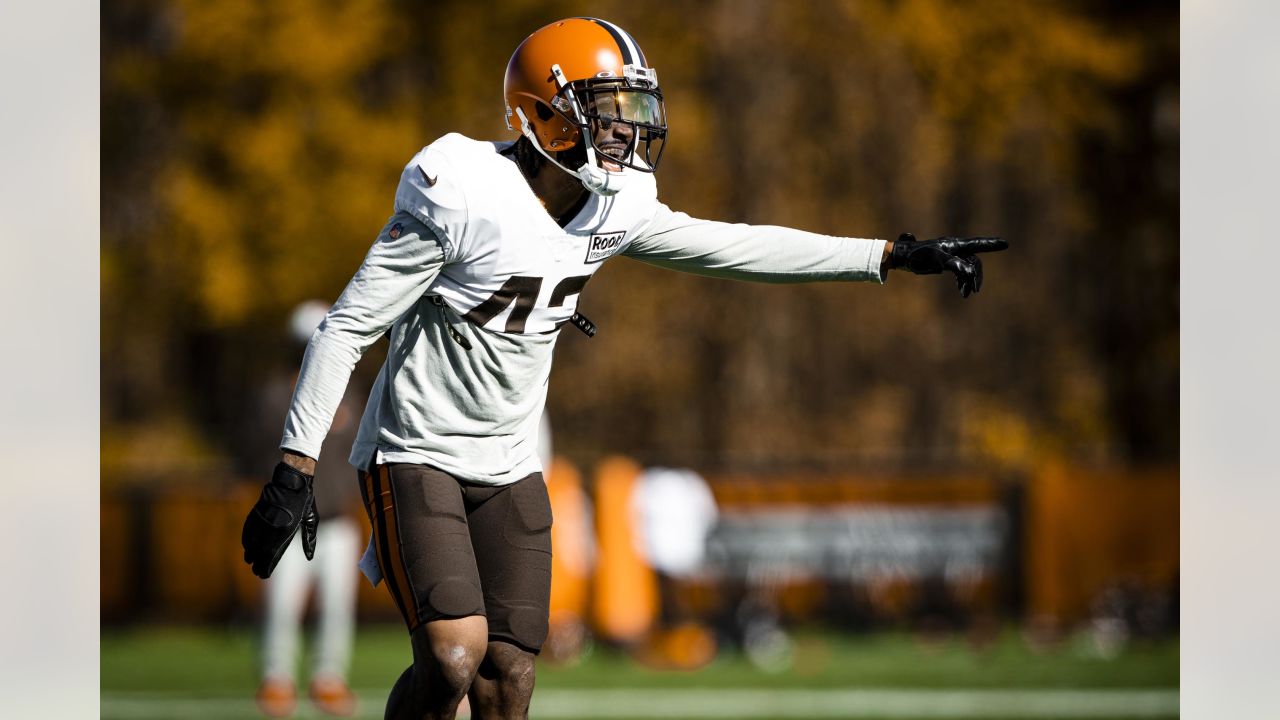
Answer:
[
  {"xmin": 241, "ymin": 461, "xmax": 318, "ymax": 579},
  {"xmin": 888, "ymin": 233, "xmax": 1009, "ymax": 298}
]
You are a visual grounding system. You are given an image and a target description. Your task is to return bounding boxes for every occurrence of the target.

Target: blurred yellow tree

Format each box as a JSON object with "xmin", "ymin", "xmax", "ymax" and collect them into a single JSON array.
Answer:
[{"xmin": 102, "ymin": 0, "xmax": 1178, "ymax": 480}]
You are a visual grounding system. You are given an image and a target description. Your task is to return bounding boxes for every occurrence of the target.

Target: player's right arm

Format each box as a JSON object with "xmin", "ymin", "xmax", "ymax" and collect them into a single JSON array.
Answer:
[
  {"xmin": 242, "ymin": 213, "xmax": 446, "ymax": 579},
  {"xmin": 281, "ymin": 142, "xmax": 467, "ymax": 463},
  {"xmin": 279, "ymin": 212, "xmax": 447, "ymax": 463},
  {"xmin": 243, "ymin": 146, "xmax": 464, "ymax": 579}
]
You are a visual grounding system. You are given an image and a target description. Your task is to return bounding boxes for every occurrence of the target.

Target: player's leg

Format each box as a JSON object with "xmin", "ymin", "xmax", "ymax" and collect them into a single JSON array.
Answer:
[
  {"xmin": 385, "ymin": 615, "xmax": 488, "ymax": 720},
  {"xmin": 469, "ymin": 640, "xmax": 537, "ymax": 719},
  {"xmin": 257, "ymin": 533, "xmax": 312, "ymax": 717},
  {"xmin": 312, "ymin": 515, "xmax": 359, "ymax": 678},
  {"xmin": 361, "ymin": 463, "xmax": 491, "ymax": 719},
  {"xmin": 310, "ymin": 515, "xmax": 361, "ymax": 715},
  {"xmin": 463, "ymin": 473, "xmax": 553, "ymax": 719}
]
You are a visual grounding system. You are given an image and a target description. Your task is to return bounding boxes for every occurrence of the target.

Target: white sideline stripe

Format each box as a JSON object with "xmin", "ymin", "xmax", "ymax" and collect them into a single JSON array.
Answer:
[
  {"xmin": 535, "ymin": 689, "xmax": 1179, "ymax": 718},
  {"xmin": 101, "ymin": 688, "xmax": 1179, "ymax": 719}
]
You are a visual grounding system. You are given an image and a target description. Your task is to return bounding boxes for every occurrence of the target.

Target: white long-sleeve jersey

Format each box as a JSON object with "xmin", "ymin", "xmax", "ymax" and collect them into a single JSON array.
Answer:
[{"xmin": 281, "ymin": 133, "xmax": 886, "ymax": 485}]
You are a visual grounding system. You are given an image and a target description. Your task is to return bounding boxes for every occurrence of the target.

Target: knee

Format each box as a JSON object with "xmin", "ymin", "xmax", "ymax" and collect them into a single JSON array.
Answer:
[
  {"xmin": 482, "ymin": 643, "xmax": 536, "ymax": 695},
  {"xmin": 498, "ymin": 652, "xmax": 536, "ymax": 689},
  {"xmin": 426, "ymin": 631, "xmax": 487, "ymax": 691}
]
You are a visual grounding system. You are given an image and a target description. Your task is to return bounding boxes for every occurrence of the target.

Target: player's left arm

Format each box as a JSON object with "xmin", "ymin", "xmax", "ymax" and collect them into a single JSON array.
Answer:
[
  {"xmin": 625, "ymin": 204, "xmax": 1007, "ymax": 297},
  {"xmin": 624, "ymin": 204, "xmax": 887, "ymax": 284},
  {"xmin": 883, "ymin": 233, "xmax": 1009, "ymax": 298}
]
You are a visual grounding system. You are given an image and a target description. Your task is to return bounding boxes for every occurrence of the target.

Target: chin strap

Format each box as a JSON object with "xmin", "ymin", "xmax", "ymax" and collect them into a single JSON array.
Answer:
[
  {"xmin": 574, "ymin": 159, "xmax": 629, "ymax": 196},
  {"xmin": 514, "ymin": 107, "xmax": 629, "ymax": 197}
]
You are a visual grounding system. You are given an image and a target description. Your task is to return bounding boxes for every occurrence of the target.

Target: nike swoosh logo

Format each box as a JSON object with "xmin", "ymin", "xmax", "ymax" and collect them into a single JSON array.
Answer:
[{"xmin": 418, "ymin": 166, "xmax": 437, "ymax": 187}]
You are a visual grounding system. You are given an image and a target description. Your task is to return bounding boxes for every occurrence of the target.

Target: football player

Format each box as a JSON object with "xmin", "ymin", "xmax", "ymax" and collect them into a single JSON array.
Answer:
[{"xmin": 241, "ymin": 17, "xmax": 1007, "ymax": 720}]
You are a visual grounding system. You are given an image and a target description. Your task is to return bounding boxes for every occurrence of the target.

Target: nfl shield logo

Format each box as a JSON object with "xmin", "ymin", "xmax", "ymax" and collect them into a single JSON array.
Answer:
[{"xmin": 389, "ymin": 222, "xmax": 403, "ymax": 239}]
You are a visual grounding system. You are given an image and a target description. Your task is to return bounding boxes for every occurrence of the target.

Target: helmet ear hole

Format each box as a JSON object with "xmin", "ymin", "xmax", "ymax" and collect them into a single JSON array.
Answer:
[{"xmin": 534, "ymin": 101, "xmax": 555, "ymax": 122}]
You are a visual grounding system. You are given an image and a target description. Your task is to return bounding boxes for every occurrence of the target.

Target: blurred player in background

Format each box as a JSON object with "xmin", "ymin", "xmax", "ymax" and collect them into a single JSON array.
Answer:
[
  {"xmin": 241, "ymin": 17, "xmax": 1008, "ymax": 720},
  {"xmin": 635, "ymin": 467, "xmax": 718, "ymax": 592},
  {"xmin": 253, "ymin": 301, "xmax": 363, "ymax": 718},
  {"xmin": 634, "ymin": 467, "xmax": 719, "ymax": 669}
]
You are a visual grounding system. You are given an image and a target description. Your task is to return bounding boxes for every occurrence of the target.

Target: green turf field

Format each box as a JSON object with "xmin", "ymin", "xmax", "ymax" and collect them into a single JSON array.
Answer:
[{"xmin": 101, "ymin": 625, "xmax": 1178, "ymax": 719}]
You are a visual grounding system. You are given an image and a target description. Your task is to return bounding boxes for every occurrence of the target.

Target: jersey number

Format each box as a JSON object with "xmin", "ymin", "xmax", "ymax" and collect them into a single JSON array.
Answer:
[{"xmin": 462, "ymin": 275, "xmax": 591, "ymax": 333}]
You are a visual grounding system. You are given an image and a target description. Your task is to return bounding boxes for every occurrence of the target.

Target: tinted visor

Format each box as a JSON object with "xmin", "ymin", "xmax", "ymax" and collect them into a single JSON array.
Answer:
[
  {"xmin": 570, "ymin": 81, "xmax": 667, "ymax": 172},
  {"xmin": 581, "ymin": 87, "xmax": 665, "ymax": 127}
]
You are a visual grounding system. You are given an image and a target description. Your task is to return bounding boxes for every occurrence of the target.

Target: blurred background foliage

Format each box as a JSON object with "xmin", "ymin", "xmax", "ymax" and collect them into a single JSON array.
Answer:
[{"xmin": 102, "ymin": 0, "xmax": 1177, "ymax": 483}]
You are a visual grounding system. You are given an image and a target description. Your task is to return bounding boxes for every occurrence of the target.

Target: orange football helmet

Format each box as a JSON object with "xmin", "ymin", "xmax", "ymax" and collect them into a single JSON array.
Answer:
[{"xmin": 504, "ymin": 18, "xmax": 666, "ymax": 194}]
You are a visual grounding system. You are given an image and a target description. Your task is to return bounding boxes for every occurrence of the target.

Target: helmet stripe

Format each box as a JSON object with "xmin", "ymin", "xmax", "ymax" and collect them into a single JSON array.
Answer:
[
  {"xmin": 583, "ymin": 17, "xmax": 642, "ymax": 66},
  {"xmin": 620, "ymin": 25, "xmax": 647, "ymax": 66}
]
